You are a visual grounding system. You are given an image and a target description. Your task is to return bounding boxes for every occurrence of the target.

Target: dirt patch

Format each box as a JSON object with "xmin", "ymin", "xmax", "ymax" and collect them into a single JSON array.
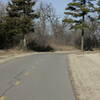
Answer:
[{"xmin": 68, "ymin": 53, "xmax": 100, "ymax": 100}]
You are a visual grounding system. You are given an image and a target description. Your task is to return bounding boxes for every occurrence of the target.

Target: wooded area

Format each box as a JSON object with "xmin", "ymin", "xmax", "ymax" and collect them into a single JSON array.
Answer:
[{"xmin": 0, "ymin": 0, "xmax": 100, "ymax": 51}]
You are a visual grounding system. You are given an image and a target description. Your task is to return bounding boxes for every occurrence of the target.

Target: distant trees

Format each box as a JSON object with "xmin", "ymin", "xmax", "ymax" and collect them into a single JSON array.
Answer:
[
  {"xmin": 63, "ymin": 0, "xmax": 95, "ymax": 51},
  {"xmin": 36, "ymin": 2, "xmax": 67, "ymax": 48},
  {"xmin": 35, "ymin": 2, "xmax": 51, "ymax": 47},
  {"xmin": 1, "ymin": 0, "xmax": 100, "ymax": 51}
]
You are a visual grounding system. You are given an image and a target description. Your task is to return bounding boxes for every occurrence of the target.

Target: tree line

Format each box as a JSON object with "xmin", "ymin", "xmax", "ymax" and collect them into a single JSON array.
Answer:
[{"xmin": 0, "ymin": 0, "xmax": 100, "ymax": 51}]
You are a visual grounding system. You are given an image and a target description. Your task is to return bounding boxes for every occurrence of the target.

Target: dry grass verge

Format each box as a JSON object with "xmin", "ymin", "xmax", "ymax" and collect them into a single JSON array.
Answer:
[
  {"xmin": 68, "ymin": 53, "xmax": 100, "ymax": 100},
  {"xmin": 0, "ymin": 49, "xmax": 33, "ymax": 64}
]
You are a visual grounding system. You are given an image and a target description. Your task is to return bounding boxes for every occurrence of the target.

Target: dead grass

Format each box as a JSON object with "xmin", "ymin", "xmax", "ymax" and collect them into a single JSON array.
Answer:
[
  {"xmin": 0, "ymin": 49, "xmax": 33, "ymax": 64},
  {"xmin": 51, "ymin": 44, "xmax": 77, "ymax": 51},
  {"xmin": 68, "ymin": 53, "xmax": 100, "ymax": 100}
]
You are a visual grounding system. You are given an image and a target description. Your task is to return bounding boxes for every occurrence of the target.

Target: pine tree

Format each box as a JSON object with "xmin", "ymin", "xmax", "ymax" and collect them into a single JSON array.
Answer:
[
  {"xmin": 95, "ymin": 0, "xmax": 100, "ymax": 21},
  {"xmin": 6, "ymin": 0, "xmax": 38, "ymax": 49},
  {"xmin": 63, "ymin": 0, "xmax": 95, "ymax": 51}
]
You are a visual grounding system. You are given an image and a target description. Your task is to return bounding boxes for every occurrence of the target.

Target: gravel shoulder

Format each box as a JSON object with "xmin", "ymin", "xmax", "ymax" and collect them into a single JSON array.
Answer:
[{"xmin": 68, "ymin": 53, "xmax": 100, "ymax": 100}]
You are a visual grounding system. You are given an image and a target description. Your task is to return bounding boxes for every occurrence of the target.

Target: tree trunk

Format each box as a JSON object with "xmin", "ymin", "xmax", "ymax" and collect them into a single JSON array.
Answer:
[
  {"xmin": 81, "ymin": 35, "xmax": 84, "ymax": 51},
  {"xmin": 19, "ymin": 35, "xmax": 27, "ymax": 50},
  {"xmin": 81, "ymin": 0, "xmax": 86, "ymax": 51},
  {"xmin": 23, "ymin": 35, "xmax": 27, "ymax": 50}
]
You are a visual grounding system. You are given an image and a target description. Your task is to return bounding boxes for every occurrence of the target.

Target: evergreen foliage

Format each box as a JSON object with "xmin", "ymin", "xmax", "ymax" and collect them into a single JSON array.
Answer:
[
  {"xmin": 95, "ymin": 0, "xmax": 100, "ymax": 20},
  {"xmin": 4, "ymin": 0, "xmax": 38, "ymax": 48},
  {"xmin": 63, "ymin": 0, "xmax": 95, "ymax": 50},
  {"xmin": 63, "ymin": 0, "xmax": 95, "ymax": 29}
]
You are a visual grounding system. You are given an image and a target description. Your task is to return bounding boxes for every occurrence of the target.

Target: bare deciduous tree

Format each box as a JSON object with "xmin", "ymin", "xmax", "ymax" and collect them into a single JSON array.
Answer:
[{"xmin": 0, "ymin": 1, "xmax": 7, "ymax": 22}]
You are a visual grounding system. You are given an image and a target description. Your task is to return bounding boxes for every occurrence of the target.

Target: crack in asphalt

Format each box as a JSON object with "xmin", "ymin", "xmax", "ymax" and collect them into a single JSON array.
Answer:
[
  {"xmin": 0, "ymin": 69, "xmax": 26, "ymax": 97},
  {"xmin": 0, "ymin": 84, "xmax": 14, "ymax": 97},
  {"xmin": 14, "ymin": 69, "xmax": 26, "ymax": 80}
]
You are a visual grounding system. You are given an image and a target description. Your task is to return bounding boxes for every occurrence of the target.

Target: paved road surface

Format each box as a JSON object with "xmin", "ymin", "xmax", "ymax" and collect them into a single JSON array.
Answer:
[{"xmin": 0, "ymin": 53, "xmax": 75, "ymax": 100}]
